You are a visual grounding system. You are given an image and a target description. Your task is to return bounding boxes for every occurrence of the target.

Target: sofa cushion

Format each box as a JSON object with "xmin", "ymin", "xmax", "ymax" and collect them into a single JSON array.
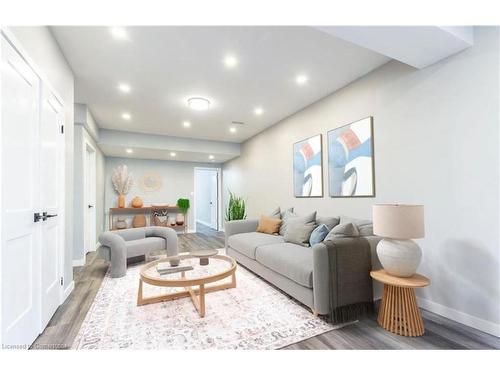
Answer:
[
  {"xmin": 280, "ymin": 211, "xmax": 316, "ymax": 236},
  {"xmin": 256, "ymin": 243, "xmax": 314, "ymax": 288},
  {"xmin": 117, "ymin": 227, "xmax": 146, "ymax": 241},
  {"xmin": 316, "ymin": 216, "xmax": 340, "ymax": 230},
  {"xmin": 284, "ymin": 221, "xmax": 316, "ymax": 247},
  {"xmin": 126, "ymin": 237, "xmax": 166, "ymax": 258},
  {"xmin": 256, "ymin": 215, "xmax": 282, "ymax": 235},
  {"xmin": 324, "ymin": 222, "xmax": 360, "ymax": 241},
  {"xmin": 227, "ymin": 232, "xmax": 285, "ymax": 259},
  {"xmin": 340, "ymin": 216, "xmax": 373, "ymax": 236},
  {"xmin": 309, "ymin": 224, "xmax": 330, "ymax": 246},
  {"xmin": 269, "ymin": 207, "xmax": 281, "ymax": 219}
]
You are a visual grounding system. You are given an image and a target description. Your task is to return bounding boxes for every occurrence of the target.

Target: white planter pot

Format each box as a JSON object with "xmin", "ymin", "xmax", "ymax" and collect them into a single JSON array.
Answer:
[{"xmin": 376, "ymin": 238, "xmax": 422, "ymax": 277}]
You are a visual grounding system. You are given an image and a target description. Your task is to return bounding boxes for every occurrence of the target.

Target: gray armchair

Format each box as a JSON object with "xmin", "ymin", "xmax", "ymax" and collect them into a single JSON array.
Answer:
[{"xmin": 98, "ymin": 226, "xmax": 178, "ymax": 278}]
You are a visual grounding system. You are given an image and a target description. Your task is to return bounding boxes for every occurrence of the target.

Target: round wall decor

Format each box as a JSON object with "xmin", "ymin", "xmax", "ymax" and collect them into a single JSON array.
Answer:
[{"xmin": 139, "ymin": 173, "xmax": 162, "ymax": 192}]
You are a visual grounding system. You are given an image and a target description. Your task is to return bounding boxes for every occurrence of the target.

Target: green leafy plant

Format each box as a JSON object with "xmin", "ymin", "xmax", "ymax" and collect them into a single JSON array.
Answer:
[
  {"xmin": 225, "ymin": 190, "xmax": 247, "ymax": 221},
  {"xmin": 177, "ymin": 198, "xmax": 190, "ymax": 214}
]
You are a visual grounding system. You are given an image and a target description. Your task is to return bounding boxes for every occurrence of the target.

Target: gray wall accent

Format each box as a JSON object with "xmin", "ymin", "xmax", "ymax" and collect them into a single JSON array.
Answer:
[
  {"xmin": 223, "ymin": 27, "xmax": 500, "ymax": 334},
  {"xmin": 105, "ymin": 157, "xmax": 221, "ymax": 231},
  {"xmin": 9, "ymin": 26, "xmax": 75, "ymax": 289}
]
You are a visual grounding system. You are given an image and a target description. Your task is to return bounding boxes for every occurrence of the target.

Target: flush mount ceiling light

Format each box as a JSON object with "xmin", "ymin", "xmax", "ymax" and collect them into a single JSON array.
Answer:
[
  {"xmin": 118, "ymin": 83, "xmax": 131, "ymax": 93},
  {"xmin": 254, "ymin": 107, "xmax": 264, "ymax": 116},
  {"xmin": 121, "ymin": 112, "xmax": 131, "ymax": 120},
  {"xmin": 223, "ymin": 55, "xmax": 238, "ymax": 68},
  {"xmin": 170, "ymin": 152, "xmax": 177, "ymax": 157},
  {"xmin": 296, "ymin": 74, "xmax": 309, "ymax": 85},
  {"xmin": 110, "ymin": 27, "xmax": 128, "ymax": 40},
  {"xmin": 126, "ymin": 148, "xmax": 133, "ymax": 154},
  {"xmin": 187, "ymin": 97, "xmax": 210, "ymax": 111},
  {"xmin": 183, "ymin": 121, "xmax": 191, "ymax": 128}
]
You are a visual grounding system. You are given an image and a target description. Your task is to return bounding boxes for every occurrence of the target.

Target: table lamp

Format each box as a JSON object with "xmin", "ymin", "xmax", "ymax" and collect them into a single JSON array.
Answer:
[{"xmin": 372, "ymin": 204, "xmax": 425, "ymax": 277}]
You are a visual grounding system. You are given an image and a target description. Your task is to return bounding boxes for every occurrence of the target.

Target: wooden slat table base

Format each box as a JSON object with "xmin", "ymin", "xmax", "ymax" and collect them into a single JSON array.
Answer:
[{"xmin": 378, "ymin": 284, "xmax": 425, "ymax": 337}]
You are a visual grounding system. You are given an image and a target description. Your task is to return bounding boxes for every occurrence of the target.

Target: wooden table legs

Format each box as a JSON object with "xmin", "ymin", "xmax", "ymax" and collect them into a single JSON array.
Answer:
[{"xmin": 377, "ymin": 284, "xmax": 425, "ymax": 337}]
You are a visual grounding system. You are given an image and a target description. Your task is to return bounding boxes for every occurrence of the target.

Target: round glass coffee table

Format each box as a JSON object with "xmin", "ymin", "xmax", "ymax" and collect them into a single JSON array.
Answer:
[{"xmin": 137, "ymin": 253, "xmax": 237, "ymax": 318}]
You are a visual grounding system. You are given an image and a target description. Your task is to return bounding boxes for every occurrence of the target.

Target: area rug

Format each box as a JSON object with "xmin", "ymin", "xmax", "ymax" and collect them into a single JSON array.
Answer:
[{"xmin": 73, "ymin": 249, "xmax": 340, "ymax": 349}]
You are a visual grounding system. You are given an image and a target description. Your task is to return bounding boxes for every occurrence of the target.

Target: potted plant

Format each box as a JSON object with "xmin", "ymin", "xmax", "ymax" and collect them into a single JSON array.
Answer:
[
  {"xmin": 225, "ymin": 190, "xmax": 247, "ymax": 221},
  {"xmin": 111, "ymin": 165, "xmax": 133, "ymax": 208},
  {"xmin": 176, "ymin": 198, "xmax": 190, "ymax": 225}
]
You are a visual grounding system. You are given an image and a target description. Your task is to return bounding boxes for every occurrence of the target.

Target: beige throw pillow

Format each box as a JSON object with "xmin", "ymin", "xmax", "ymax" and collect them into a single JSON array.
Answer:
[{"xmin": 256, "ymin": 215, "xmax": 282, "ymax": 235}]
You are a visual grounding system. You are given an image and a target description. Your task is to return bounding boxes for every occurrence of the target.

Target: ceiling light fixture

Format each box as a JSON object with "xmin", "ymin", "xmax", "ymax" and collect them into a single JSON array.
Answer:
[
  {"xmin": 254, "ymin": 107, "xmax": 263, "ymax": 116},
  {"xmin": 208, "ymin": 155, "xmax": 215, "ymax": 160},
  {"xmin": 296, "ymin": 74, "xmax": 309, "ymax": 85},
  {"xmin": 121, "ymin": 112, "xmax": 131, "ymax": 120},
  {"xmin": 170, "ymin": 152, "xmax": 177, "ymax": 157},
  {"xmin": 223, "ymin": 55, "xmax": 238, "ymax": 68},
  {"xmin": 126, "ymin": 148, "xmax": 133, "ymax": 154},
  {"xmin": 118, "ymin": 83, "xmax": 131, "ymax": 93},
  {"xmin": 183, "ymin": 121, "xmax": 191, "ymax": 128},
  {"xmin": 110, "ymin": 27, "xmax": 128, "ymax": 40},
  {"xmin": 229, "ymin": 127, "xmax": 237, "ymax": 133},
  {"xmin": 187, "ymin": 97, "xmax": 210, "ymax": 111}
]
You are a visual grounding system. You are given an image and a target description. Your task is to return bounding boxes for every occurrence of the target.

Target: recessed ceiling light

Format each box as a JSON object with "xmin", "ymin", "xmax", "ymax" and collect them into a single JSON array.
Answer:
[
  {"xmin": 122, "ymin": 112, "xmax": 131, "ymax": 120},
  {"xmin": 170, "ymin": 152, "xmax": 177, "ymax": 157},
  {"xmin": 110, "ymin": 27, "xmax": 128, "ymax": 40},
  {"xmin": 296, "ymin": 74, "xmax": 309, "ymax": 85},
  {"xmin": 118, "ymin": 83, "xmax": 131, "ymax": 93},
  {"xmin": 254, "ymin": 107, "xmax": 264, "ymax": 116},
  {"xmin": 229, "ymin": 127, "xmax": 237, "ymax": 133},
  {"xmin": 126, "ymin": 148, "xmax": 133, "ymax": 154},
  {"xmin": 183, "ymin": 121, "xmax": 191, "ymax": 128},
  {"xmin": 208, "ymin": 155, "xmax": 215, "ymax": 160},
  {"xmin": 223, "ymin": 55, "xmax": 238, "ymax": 68},
  {"xmin": 187, "ymin": 97, "xmax": 210, "ymax": 111}
]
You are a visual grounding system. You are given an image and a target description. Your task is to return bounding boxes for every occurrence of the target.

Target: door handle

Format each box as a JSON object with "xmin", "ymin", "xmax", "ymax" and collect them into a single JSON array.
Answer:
[
  {"xmin": 34, "ymin": 212, "xmax": 42, "ymax": 222},
  {"xmin": 88, "ymin": 205, "xmax": 94, "ymax": 208},
  {"xmin": 42, "ymin": 212, "xmax": 58, "ymax": 221}
]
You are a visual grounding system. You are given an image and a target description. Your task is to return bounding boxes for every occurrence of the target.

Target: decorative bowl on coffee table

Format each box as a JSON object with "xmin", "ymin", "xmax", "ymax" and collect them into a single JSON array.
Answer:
[{"xmin": 190, "ymin": 249, "xmax": 219, "ymax": 266}]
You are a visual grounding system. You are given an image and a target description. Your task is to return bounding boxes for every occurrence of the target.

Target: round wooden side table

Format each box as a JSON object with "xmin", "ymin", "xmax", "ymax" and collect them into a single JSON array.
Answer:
[{"xmin": 370, "ymin": 269, "xmax": 430, "ymax": 337}]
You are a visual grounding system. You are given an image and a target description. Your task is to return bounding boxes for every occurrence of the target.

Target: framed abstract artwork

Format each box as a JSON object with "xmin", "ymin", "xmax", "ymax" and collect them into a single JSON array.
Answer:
[
  {"xmin": 293, "ymin": 134, "xmax": 323, "ymax": 197},
  {"xmin": 328, "ymin": 117, "xmax": 375, "ymax": 197}
]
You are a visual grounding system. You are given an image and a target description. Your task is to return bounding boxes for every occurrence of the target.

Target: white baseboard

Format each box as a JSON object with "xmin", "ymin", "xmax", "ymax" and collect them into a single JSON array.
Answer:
[
  {"xmin": 73, "ymin": 258, "xmax": 85, "ymax": 267},
  {"xmin": 416, "ymin": 297, "xmax": 500, "ymax": 338},
  {"xmin": 196, "ymin": 219, "xmax": 213, "ymax": 227},
  {"xmin": 61, "ymin": 280, "xmax": 74, "ymax": 303}
]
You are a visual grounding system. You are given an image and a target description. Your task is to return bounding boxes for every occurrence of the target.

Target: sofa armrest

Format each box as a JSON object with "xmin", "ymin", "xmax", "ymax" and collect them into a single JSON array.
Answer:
[
  {"xmin": 224, "ymin": 219, "xmax": 259, "ymax": 248},
  {"xmin": 149, "ymin": 226, "xmax": 179, "ymax": 257},
  {"xmin": 312, "ymin": 242, "xmax": 331, "ymax": 314},
  {"xmin": 98, "ymin": 231, "xmax": 127, "ymax": 278}
]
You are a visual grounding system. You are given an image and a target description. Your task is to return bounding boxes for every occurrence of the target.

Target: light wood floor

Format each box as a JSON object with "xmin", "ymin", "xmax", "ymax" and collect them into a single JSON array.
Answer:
[{"xmin": 31, "ymin": 224, "xmax": 500, "ymax": 350}]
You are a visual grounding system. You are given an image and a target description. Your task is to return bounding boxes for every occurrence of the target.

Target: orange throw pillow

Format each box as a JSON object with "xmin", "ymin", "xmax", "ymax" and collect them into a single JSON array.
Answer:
[{"xmin": 256, "ymin": 215, "xmax": 282, "ymax": 235}]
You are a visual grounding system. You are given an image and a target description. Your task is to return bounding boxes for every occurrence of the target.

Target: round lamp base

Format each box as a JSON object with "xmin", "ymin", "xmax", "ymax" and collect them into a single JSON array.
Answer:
[{"xmin": 376, "ymin": 238, "xmax": 422, "ymax": 277}]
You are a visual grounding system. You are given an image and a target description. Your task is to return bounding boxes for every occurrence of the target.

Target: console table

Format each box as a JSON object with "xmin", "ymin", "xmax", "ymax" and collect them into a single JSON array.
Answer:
[
  {"xmin": 108, "ymin": 205, "xmax": 188, "ymax": 233},
  {"xmin": 370, "ymin": 269, "xmax": 430, "ymax": 337}
]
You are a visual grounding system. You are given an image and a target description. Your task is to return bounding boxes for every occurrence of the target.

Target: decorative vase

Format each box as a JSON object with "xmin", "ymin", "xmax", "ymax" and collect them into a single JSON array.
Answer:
[
  {"xmin": 169, "ymin": 217, "xmax": 176, "ymax": 226},
  {"xmin": 131, "ymin": 196, "xmax": 143, "ymax": 208},
  {"xmin": 176, "ymin": 213, "xmax": 185, "ymax": 226},
  {"xmin": 115, "ymin": 217, "xmax": 127, "ymax": 229},
  {"xmin": 118, "ymin": 194, "xmax": 125, "ymax": 208},
  {"xmin": 132, "ymin": 214, "xmax": 147, "ymax": 228},
  {"xmin": 376, "ymin": 238, "xmax": 422, "ymax": 277}
]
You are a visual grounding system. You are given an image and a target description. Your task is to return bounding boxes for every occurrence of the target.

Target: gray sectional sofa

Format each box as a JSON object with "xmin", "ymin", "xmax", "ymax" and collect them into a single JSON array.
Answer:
[
  {"xmin": 98, "ymin": 226, "xmax": 178, "ymax": 278},
  {"xmin": 225, "ymin": 215, "xmax": 380, "ymax": 321}
]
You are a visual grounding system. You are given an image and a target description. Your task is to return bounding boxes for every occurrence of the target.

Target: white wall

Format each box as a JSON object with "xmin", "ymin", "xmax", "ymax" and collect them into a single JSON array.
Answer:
[
  {"xmin": 195, "ymin": 169, "xmax": 216, "ymax": 225},
  {"xmin": 223, "ymin": 27, "xmax": 500, "ymax": 336},
  {"xmin": 8, "ymin": 26, "xmax": 75, "ymax": 290},
  {"xmin": 105, "ymin": 157, "xmax": 221, "ymax": 231}
]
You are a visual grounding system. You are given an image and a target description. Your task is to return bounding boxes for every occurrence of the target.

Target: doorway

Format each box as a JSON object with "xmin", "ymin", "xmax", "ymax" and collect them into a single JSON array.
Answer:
[
  {"xmin": 83, "ymin": 141, "xmax": 96, "ymax": 254},
  {"xmin": 194, "ymin": 168, "xmax": 220, "ymax": 231}
]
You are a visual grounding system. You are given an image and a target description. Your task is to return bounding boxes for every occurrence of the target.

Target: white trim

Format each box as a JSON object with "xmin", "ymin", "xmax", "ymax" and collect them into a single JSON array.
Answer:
[
  {"xmin": 61, "ymin": 281, "xmax": 74, "ymax": 303},
  {"xmin": 417, "ymin": 297, "xmax": 500, "ymax": 338},
  {"xmin": 196, "ymin": 219, "xmax": 212, "ymax": 228},
  {"xmin": 73, "ymin": 259, "xmax": 86, "ymax": 267},
  {"xmin": 193, "ymin": 167, "xmax": 222, "ymax": 232}
]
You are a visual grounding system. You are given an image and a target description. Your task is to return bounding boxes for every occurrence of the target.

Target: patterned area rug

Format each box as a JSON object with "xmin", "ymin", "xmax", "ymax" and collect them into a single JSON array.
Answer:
[{"xmin": 73, "ymin": 249, "xmax": 339, "ymax": 349}]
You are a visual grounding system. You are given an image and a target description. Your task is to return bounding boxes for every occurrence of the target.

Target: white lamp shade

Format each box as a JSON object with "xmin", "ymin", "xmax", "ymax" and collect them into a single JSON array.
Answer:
[{"xmin": 373, "ymin": 204, "xmax": 425, "ymax": 239}]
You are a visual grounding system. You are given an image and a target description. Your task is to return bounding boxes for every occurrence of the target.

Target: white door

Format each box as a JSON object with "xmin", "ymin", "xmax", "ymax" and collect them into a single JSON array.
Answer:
[
  {"xmin": 39, "ymin": 86, "xmax": 64, "ymax": 329},
  {"xmin": 83, "ymin": 144, "xmax": 96, "ymax": 254},
  {"xmin": 1, "ymin": 36, "xmax": 41, "ymax": 346},
  {"xmin": 209, "ymin": 171, "xmax": 218, "ymax": 230}
]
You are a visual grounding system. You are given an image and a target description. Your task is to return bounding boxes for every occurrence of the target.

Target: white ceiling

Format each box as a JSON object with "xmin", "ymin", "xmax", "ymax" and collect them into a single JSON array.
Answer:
[{"xmin": 51, "ymin": 26, "xmax": 390, "ymax": 143}]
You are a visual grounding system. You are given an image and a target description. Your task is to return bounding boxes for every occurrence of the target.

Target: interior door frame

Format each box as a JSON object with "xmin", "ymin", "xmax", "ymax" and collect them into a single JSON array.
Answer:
[
  {"xmin": 0, "ymin": 29, "xmax": 67, "ymax": 345},
  {"xmin": 82, "ymin": 137, "xmax": 97, "ymax": 255},
  {"xmin": 193, "ymin": 167, "xmax": 222, "ymax": 232}
]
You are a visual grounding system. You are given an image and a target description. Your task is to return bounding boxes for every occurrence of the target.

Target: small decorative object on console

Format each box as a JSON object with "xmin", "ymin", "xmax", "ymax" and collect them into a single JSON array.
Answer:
[
  {"xmin": 373, "ymin": 204, "xmax": 425, "ymax": 277},
  {"xmin": 112, "ymin": 165, "xmax": 133, "ymax": 207},
  {"xmin": 131, "ymin": 196, "xmax": 144, "ymax": 208},
  {"xmin": 115, "ymin": 217, "xmax": 127, "ymax": 229},
  {"xmin": 132, "ymin": 214, "xmax": 146, "ymax": 228}
]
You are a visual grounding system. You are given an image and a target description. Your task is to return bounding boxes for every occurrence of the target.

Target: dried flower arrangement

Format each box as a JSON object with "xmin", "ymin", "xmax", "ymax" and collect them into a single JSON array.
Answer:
[{"xmin": 112, "ymin": 165, "xmax": 133, "ymax": 195}]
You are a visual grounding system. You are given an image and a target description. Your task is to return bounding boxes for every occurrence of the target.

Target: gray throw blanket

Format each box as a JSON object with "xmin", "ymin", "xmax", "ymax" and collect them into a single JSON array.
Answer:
[{"xmin": 324, "ymin": 237, "xmax": 374, "ymax": 323}]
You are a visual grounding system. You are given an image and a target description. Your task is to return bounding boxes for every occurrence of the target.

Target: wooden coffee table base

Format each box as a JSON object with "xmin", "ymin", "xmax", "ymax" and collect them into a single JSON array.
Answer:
[{"xmin": 137, "ymin": 273, "xmax": 236, "ymax": 318}]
